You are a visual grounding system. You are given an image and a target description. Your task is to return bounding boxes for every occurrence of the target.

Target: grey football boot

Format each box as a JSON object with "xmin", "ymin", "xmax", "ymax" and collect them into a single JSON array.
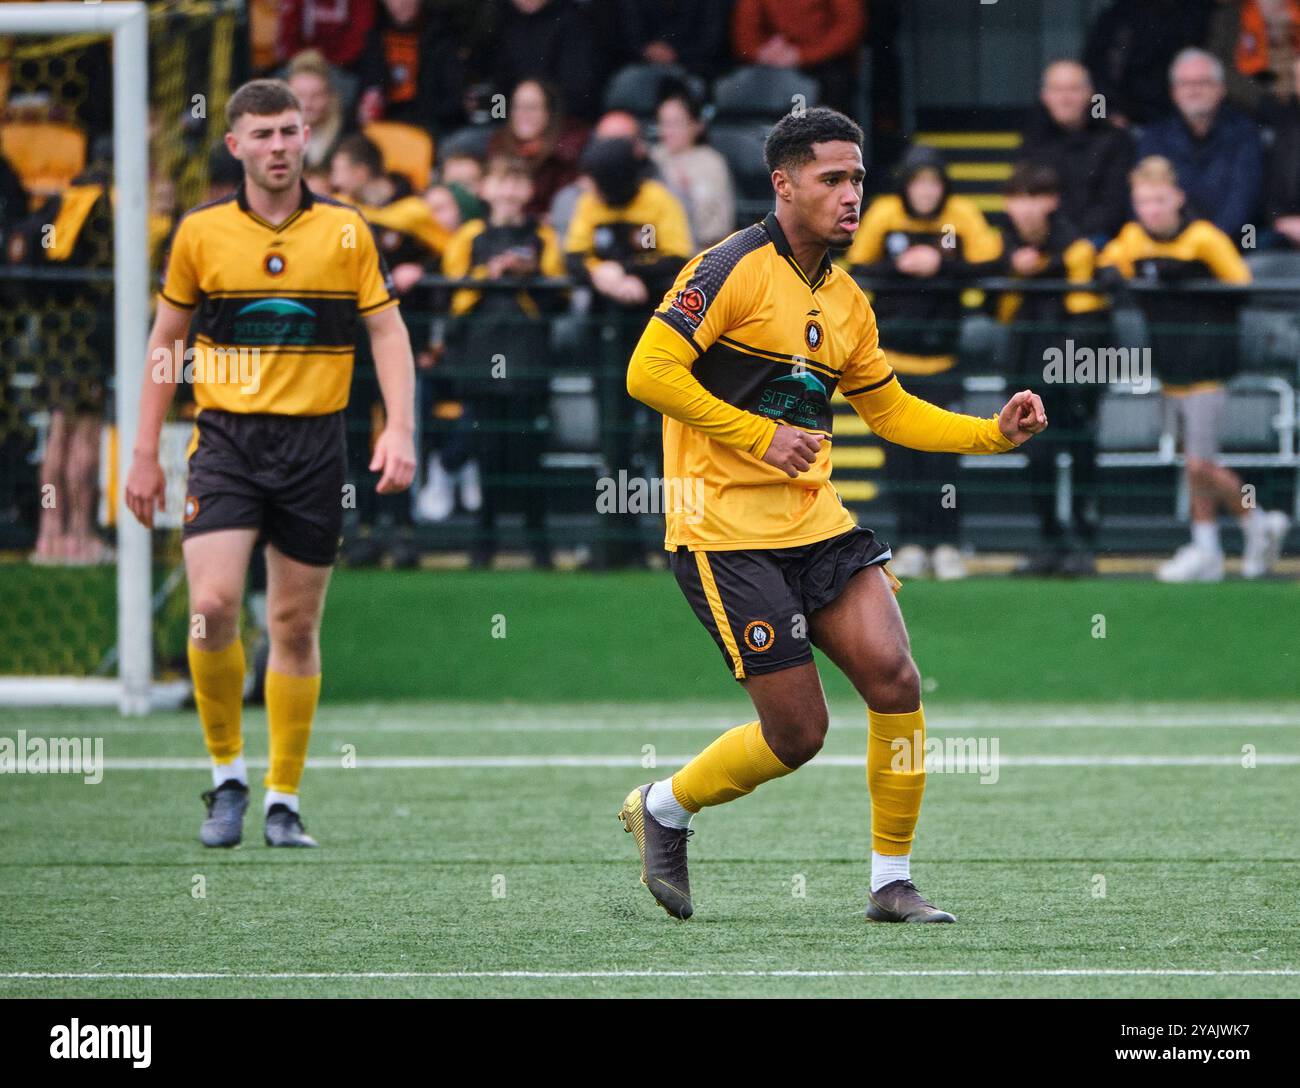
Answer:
[
  {"xmin": 199, "ymin": 779, "xmax": 249, "ymax": 848},
  {"xmin": 264, "ymin": 803, "xmax": 319, "ymax": 848},
  {"xmin": 618, "ymin": 783, "xmax": 694, "ymax": 919}
]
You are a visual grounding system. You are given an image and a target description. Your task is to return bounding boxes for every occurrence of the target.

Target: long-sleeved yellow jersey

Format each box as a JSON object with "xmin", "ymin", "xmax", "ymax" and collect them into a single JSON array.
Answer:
[{"xmin": 627, "ymin": 211, "xmax": 1017, "ymax": 551}]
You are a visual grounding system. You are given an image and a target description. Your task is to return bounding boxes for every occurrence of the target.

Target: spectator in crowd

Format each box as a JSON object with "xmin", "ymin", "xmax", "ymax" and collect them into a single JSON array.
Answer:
[
  {"xmin": 1233, "ymin": 0, "xmax": 1300, "ymax": 100},
  {"xmin": 1138, "ymin": 48, "xmax": 1264, "ymax": 242},
  {"xmin": 994, "ymin": 162, "xmax": 1108, "ymax": 577},
  {"xmin": 650, "ymin": 84, "xmax": 736, "ymax": 247},
  {"xmin": 488, "ymin": 0, "xmax": 601, "ymax": 121},
  {"xmin": 1098, "ymin": 156, "xmax": 1289, "ymax": 582},
  {"xmin": 486, "ymin": 79, "xmax": 589, "ymax": 221},
  {"xmin": 0, "ymin": 152, "xmax": 27, "ymax": 252},
  {"xmin": 846, "ymin": 144, "xmax": 1002, "ymax": 580},
  {"xmin": 287, "ymin": 50, "xmax": 350, "ymax": 171},
  {"xmin": 329, "ymin": 134, "xmax": 447, "ymax": 568},
  {"xmin": 277, "ymin": 0, "xmax": 377, "ymax": 70},
  {"xmin": 1021, "ymin": 59, "xmax": 1135, "ymax": 247},
  {"xmin": 435, "ymin": 155, "xmax": 565, "ymax": 568},
  {"xmin": 355, "ymin": 0, "xmax": 478, "ymax": 134},
  {"xmin": 1083, "ymin": 0, "xmax": 1215, "ymax": 127},
  {"xmin": 731, "ymin": 0, "xmax": 867, "ymax": 117},
  {"xmin": 330, "ymin": 133, "xmax": 450, "ymax": 292},
  {"xmin": 1263, "ymin": 55, "xmax": 1300, "ymax": 246},
  {"xmin": 615, "ymin": 0, "xmax": 730, "ymax": 77},
  {"xmin": 12, "ymin": 158, "xmax": 116, "ymax": 565},
  {"xmin": 440, "ymin": 151, "xmax": 486, "ymax": 200},
  {"xmin": 565, "ymin": 136, "xmax": 692, "ymax": 566}
]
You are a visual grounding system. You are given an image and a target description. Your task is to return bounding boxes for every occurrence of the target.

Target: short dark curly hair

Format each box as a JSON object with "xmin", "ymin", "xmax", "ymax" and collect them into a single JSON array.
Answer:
[{"xmin": 763, "ymin": 107, "xmax": 864, "ymax": 176}]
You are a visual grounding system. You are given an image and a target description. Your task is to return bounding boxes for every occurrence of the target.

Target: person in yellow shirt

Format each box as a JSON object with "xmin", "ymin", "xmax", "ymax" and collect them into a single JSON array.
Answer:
[
  {"xmin": 565, "ymin": 135, "xmax": 694, "ymax": 566},
  {"xmin": 1099, "ymin": 155, "xmax": 1289, "ymax": 582},
  {"xmin": 618, "ymin": 107, "xmax": 1048, "ymax": 924},
  {"xmin": 847, "ymin": 144, "xmax": 1003, "ymax": 580},
  {"xmin": 123, "ymin": 79, "xmax": 417, "ymax": 849}
]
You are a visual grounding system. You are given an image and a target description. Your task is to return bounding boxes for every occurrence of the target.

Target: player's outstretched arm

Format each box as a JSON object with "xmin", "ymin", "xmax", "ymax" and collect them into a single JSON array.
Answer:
[
  {"xmin": 846, "ymin": 374, "xmax": 1045, "ymax": 454},
  {"xmin": 364, "ymin": 305, "xmax": 417, "ymax": 494},
  {"xmin": 125, "ymin": 299, "xmax": 192, "ymax": 528}
]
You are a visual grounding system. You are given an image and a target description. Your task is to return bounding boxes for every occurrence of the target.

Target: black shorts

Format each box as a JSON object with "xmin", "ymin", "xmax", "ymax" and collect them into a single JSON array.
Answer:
[
  {"xmin": 671, "ymin": 526, "xmax": 894, "ymax": 681},
  {"xmin": 182, "ymin": 409, "xmax": 346, "ymax": 567}
]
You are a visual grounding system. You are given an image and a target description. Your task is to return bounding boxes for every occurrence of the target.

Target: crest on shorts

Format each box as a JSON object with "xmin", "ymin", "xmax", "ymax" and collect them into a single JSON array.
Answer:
[
  {"xmin": 264, "ymin": 252, "xmax": 287, "ymax": 276},
  {"xmin": 669, "ymin": 285, "xmax": 708, "ymax": 329},
  {"xmin": 183, "ymin": 495, "xmax": 200, "ymax": 523},
  {"xmin": 804, "ymin": 319, "xmax": 824, "ymax": 352},
  {"xmin": 744, "ymin": 620, "xmax": 775, "ymax": 653}
]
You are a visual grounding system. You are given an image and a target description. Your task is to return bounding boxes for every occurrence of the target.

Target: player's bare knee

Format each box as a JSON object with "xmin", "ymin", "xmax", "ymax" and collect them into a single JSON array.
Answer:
[
  {"xmin": 269, "ymin": 610, "xmax": 320, "ymax": 662},
  {"xmin": 763, "ymin": 708, "xmax": 827, "ymax": 768},
  {"xmin": 189, "ymin": 590, "xmax": 241, "ymax": 637},
  {"xmin": 870, "ymin": 654, "xmax": 921, "ymax": 713}
]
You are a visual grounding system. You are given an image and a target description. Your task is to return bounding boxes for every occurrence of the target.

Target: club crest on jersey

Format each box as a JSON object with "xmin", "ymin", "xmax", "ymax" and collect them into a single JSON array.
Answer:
[
  {"xmin": 744, "ymin": 620, "xmax": 775, "ymax": 653},
  {"xmin": 184, "ymin": 496, "xmax": 200, "ymax": 523},
  {"xmin": 804, "ymin": 319, "xmax": 824, "ymax": 351},
  {"xmin": 669, "ymin": 285, "xmax": 708, "ymax": 329},
  {"xmin": 264, "ymin": 252, "xmax": 287, "ymax": 276}
]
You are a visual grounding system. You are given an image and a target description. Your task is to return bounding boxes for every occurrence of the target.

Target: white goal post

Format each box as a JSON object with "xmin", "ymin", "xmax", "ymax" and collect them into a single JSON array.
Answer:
[{"xmin": 0, "ymin": 4, "xmax": 151, "ymax": 714}]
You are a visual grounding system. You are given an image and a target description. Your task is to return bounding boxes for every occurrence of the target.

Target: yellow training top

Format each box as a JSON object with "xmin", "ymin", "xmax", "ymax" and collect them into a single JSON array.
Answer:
[
  {"xmin": 160, "ymin": 178, "xmax": 399, "ymax": 416},
  {"xmin": 628, "ymin": 211, "xmax": 1016, "ymax": 551}
]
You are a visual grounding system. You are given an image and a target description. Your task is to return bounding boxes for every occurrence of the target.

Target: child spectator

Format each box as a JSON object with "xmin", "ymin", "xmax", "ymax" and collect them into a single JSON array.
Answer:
[
  {"xmin": 1099, "ymin": 155, "xmax": 1289, "ymax": 581},
  {"xmin": 995, "ymin": 162, "xmax": 1108, "ymax": 576},
  {"xmin": 438, "ymin": 156, "xmax": 566, "ymax": 568},
  {"xmin": 846, "ymin": 144, "xmax": 1002, "ymax": 580}
]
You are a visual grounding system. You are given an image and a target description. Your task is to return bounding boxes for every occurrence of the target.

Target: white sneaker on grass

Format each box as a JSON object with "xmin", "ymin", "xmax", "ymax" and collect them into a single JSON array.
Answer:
[
  {"xmin": 1241, "ymin": 510, "xmax": 1290, "ymax": 579},
  {"xmin": 931, "ymin": 544, "xmax": 968, "ymax": 581},
  {"xmin": 890, "ymin": 544, "xmax": 928, "ymax": 578},
  {"xmin": 1157, "ymin": 542, "xmax": 1224, "ymax": 583}
]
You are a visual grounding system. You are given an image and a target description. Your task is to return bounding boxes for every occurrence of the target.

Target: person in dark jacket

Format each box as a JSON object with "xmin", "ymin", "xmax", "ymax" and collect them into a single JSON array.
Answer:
[
  {"xmin": 1138, "ymin": 47, "xmax": 1264, "ymax": 242},
  {"xmin": 1262, "ymin": 55, "xmax": 1300, "ymax": 247},
  {"xmin": 486, "ymin": 0, "xmax": 601, "ymax": 122},
  {"xmin": 1083, "ymin": 0, "xmax": 1215, "ymax": 127},
  {"xmin": 994, "ymin": 162, "xmax": 1108, "ymax": 576},
  {"xmin": 1021, "ymin": 59, "xmax": 1135, "ymax": 247}
]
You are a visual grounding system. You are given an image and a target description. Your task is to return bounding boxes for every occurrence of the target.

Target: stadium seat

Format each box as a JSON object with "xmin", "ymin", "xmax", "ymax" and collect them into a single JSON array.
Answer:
[
  {"xmin": 364, "ymin": 121, "xmax": 434, "ymax": 191},
  {"xmin": 604, "ymin": 64, "xmax": 707, "ymax": 122},
  {"xmin": 706, "ymin": 124, "xmax": 772, "ymax": 222},
  {"xmin": 1097, "ymin": 390, "xmax": 1164, "ymax": 453},
  {"xmin": 711, "ymin": 66, "xmax": 820, "ymax": 122},
  {"xmin": 0, "ymin": 120, "xmax": 87, "ymax": 199},
  {"xmin": 1238, "ymin": 306, "xmax": 1300, "ymax": 374},
  {"xmin": 956, "ymin": 314, "xmax": 1012, "ymax": 374}
]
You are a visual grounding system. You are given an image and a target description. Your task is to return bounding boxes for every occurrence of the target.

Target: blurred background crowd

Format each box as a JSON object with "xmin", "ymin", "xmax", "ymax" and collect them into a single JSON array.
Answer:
[{"xmin": 2, "ymin": 0, "xmax": 1298, "ymax": 582}]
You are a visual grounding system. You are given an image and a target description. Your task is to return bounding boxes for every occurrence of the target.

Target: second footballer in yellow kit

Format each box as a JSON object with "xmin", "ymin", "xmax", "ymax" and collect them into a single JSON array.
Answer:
[{"xmin": 619, "ymin": 108, "xmax": 1048, "ymax": 922}]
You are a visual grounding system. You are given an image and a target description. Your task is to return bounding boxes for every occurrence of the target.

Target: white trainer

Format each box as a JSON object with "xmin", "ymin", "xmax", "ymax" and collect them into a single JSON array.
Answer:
[
  {"xmin": 1241, "ymin": 510, "xmax": 1290, "ymax": 579},
  {"xmin": 890, "ymin": 544, "xmax": 928, "ymax": 578},
  {"xmin": 458, "ymin": 458, "xmax": 483, "ymax": 513},
  {"xmin": 415, "ymin": 455, "xmax": 455, "ymax": 522},
  {"xmin": 931, "ymin": 544, "xmax": 968, "ymax": 581},
  {"xmin": 1157, "ymin": 542, "xmax": 1225, "ymax": 583}
]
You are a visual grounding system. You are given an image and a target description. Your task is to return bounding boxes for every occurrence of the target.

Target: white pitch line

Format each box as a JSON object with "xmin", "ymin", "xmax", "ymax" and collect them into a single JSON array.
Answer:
[
  {"xmin": 2, "ymin": 969, "xmax": 1297, "ymax": 980},
  {"xmin": 31, "ymin": 753, "xmax": 1300, "ymax": 771},
  {"xmin": 44, "ymin": 710, "xmax": 1300, "ymax": 735}
]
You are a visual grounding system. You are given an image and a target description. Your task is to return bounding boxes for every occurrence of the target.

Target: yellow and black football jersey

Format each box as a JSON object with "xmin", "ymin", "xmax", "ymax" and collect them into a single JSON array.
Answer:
[
  {"xmin": 160, "ymin": 177, "xmax": 398, "ymax": 416},
  {"xmin": 628, "ymin": 211, "xmax": 1015, "ymax": 551},
  {"xmin": 1098, "ymin": 217, "xmax": 1250, "ymax": 387}
]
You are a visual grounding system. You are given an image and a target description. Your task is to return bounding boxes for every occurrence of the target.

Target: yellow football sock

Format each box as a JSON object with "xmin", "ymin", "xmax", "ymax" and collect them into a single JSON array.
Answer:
[
  {"xmin": 671, "ymin": 720, "xmax": 795, "ymax": 813},
  {"xmin": 188, "ymin": 639, "xmax": 245, "ymax": 763},
  {"xmin": 264, "ymin": 670, "xmax": 321, "ymax": 794},
  {"xmin": 867, "ymin": 705, "xmax": 927, "ymax": 855}
]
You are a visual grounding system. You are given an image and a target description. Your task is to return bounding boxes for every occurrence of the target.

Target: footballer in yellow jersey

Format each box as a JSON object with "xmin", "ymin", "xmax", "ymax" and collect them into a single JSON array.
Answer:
[
  {"xmin": 123, "ymin": 79, "xmax": 417, "ymax": 850},
  {"xmin": 618, "ymin": 109, "xmax": 1048, "ymax": 923}
]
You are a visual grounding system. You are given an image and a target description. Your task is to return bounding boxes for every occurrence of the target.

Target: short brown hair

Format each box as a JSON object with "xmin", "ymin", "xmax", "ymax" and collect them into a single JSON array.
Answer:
[
  {"xmin": 1004, "ymin": 161, "xmax": 1061, "ymax": 197},
  {"xmin": 484, "ymin": 154, "xmax": 532, "ymax": 182},
  {"xmin": 225, "ymin": 79, "xmax": 302, "ymax": 130}
]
